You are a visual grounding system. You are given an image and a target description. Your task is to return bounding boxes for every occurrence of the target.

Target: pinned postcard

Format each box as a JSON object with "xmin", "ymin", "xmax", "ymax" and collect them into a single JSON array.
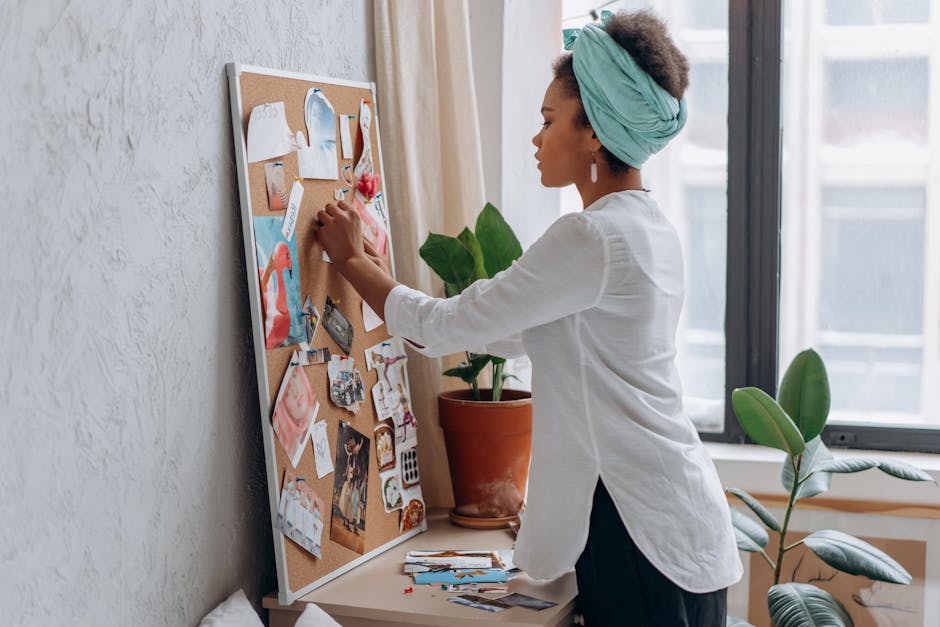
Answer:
[
  {"xmin": 281, "ymin": 180, "xmax": 303, "ymax": 241},
  {"xmin": 364, "ymin": 338, "xmax": 408, "ymax": 393},
  {"xmin": 264, "ymin": 161, "xmax": 288, "ymax": 211},
  {"xmin": 341, "ymin": 164, "xmax": 354, "ymax": 186},
  {"xmin": 394, "ymin": 401, "xmax": 419, "ymax": 450},
  {"xmin": 276, "ymin": 469, "xmax": 326, "ymax": 558},
  {"xmin": 339, "ymin": 114, "xmax": 354, "ymax": 159},
  {"xmin": 362, "ymin": 301, "xmax": 384, "ymax": 332},
  {"xmin": 311, "ymin": 420, "xmax": 333, "ymax": 479},
  {"xmin": 298, "ymin": 344, "xmax": 331, "ymax": 367},
  {"xmin": 247, "ymin": 101, "xmax": 296, "ymax": 163},
  {"xmin": 399, "ymin": 446, "xmax": 420, "ymax": 488},
  {"xmin": 327, "ymin": 355, "xmax": 365, "ymax": 414},
  {"xmin": 374, "ymin": 419, "xmax": 396, "ymax": 472},
  {"xmin": 271, "ymin": 353, "xmax": 320, "ymax": 468},
  {"xmin": 352, "ymin": 190, "xmax": 388, "ymax": 258},
  {"xmin": 302, "ymin": 297, "xmax": 321, "ymax": 345},
  {"xmin": 379, "ymin": 468, "xmax": 403, "ymax": 513},
  {"xmin": 400, "ymin": 492, "xmax": 425, "ymax": 532},
  {"xmin": 254, "ymin": 216, "xmax": 305, "ymax": 348},
  {"xmin": 297, "ymin": 88, "xmax": 338, "ymax": 180},
  {"xmin": 353, "ymin": 99, "xmax": 373, "ymax": 178},
  {"xmin": 331, "ymin": 422, "xmax": 370, "ymax": 554},
  {"xmin": 322, "ymin": 296, "xmax": 353, "ymax": 355}
]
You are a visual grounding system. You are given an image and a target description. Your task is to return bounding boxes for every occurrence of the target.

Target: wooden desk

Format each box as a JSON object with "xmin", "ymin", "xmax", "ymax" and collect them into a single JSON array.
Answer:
[{"xmin": 264, "ymin": 509, "xmax": 577, "ymax": 627}]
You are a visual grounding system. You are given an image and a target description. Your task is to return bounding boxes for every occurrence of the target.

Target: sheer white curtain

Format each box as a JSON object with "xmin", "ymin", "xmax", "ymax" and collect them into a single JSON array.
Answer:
[{"xmin": 374, "ymin": 0, "xmax": 486, "ymax": 508}]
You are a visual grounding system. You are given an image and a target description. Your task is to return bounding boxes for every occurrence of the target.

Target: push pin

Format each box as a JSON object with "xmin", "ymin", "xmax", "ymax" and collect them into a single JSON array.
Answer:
[{"xmin": 403, "ymin": 586, "xmax": 413, "ymax": 594}]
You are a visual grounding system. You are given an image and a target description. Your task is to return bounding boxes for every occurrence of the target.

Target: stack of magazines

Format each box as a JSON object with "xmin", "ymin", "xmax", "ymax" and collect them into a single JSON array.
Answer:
[{"xmin": 403, "ymin": 549, "xmax": 516, "ymax": 585}]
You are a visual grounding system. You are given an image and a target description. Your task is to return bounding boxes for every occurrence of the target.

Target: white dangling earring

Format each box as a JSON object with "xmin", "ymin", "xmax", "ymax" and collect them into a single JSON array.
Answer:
[{"xmin": 590, "ymin": 151, "xmax": 598, "ymax": 184}]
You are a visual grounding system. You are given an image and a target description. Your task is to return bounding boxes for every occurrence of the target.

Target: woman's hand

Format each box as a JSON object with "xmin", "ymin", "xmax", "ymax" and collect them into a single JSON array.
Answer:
[
  {"xmin": 312, "ymin": 201, "xmax": 365, "ymax": 271},
  {"xmin": 363, "ymin": 237, "xmax": 391, "ymax": 276}
]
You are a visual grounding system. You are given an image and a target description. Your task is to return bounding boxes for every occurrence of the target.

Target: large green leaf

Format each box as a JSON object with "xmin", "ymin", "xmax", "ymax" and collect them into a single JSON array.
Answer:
[
  {"xmin": 781, "ymin": 437, "xmax": 833, "ymax": 500},
  {"xmin": 732, "ymin": 387, "xmax": 805, "ymax": 455},
  {"xmin": 443, "ymin": 354, "xmax": 490, "ymax": 384},
  {"xmin": 475, "ymin": 202, "xmax": 523, "ymax": 277},
  {"xmin": 877, "ymin": 459, "xmax": 935, "ymax": 482},
  {"xmin": 803, "ymin": 529, "xmax": 911, "ymax": 584},
  {"xmin": 730, "ymin": 508, "xmax": 768, "ymax": 552},
  {"xmin": 456, "ymin": 227, "xmax": 488, "ymax": 284},
  {"xmin": 419, "ymin": 233, "xmax": 478, "ymax": 293},
  {"xmin": 768, "ymin": 583, "xmax": 853, "ymax": 627},
  {"xmin": 811, "ymin": 458, "xmax": 879, "ymax": 474},
  {"xmin": 777, "ymin": 349, "xmax": 831, "ymax": 443},
  {"xmin": 727, "ymin": 488, "xmax": 782, "ymax": 532}
]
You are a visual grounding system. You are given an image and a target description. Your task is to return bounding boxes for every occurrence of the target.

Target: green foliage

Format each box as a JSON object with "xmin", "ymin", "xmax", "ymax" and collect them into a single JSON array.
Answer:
[
  {"xmin": 767, "ymin": 583, "xmax": 853, "ymax": 627},
  {"xmin": 728, "ymin": 349, "xmax": 933, "ymax": 627},
  {"xmin": 419, "ymin": 202, "xmax": 523, "ymax": 401}
]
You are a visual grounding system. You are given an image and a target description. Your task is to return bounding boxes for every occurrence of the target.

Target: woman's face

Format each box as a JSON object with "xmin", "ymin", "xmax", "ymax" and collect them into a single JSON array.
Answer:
[
  {"xmin": 532, "ymin": 79, "xmax": 596, "ymax": 187},
  {"xmin": 284, "ymin": 371, "xmax": 311, "ymax": 424}
]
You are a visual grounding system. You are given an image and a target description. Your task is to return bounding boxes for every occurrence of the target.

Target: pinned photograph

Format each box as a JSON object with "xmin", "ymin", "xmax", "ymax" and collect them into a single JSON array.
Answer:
[
  {"xmin": 327, "ymin": 355, "xmax": 365, "ymax": 414},
  {"xmin": 399, "ymin": 446, "xmax": 420, "ymax": 488},
  {"xmin": 400, "ymin": 495, "xmax": 425, "ymax": 532},
  {"xmin": 271, "ymin": 354, "xmax": 320, "ymax": 468},
  {"xmin": 331, "ymin": 422, "xmax": 370, "ymax": 554},
  {"xmin": 322, "ymin": 296, "xmax": 353, "ymax": 355},
  {"xmin": 297, "ymin": 88, "xmax": 338, "ymax": 180},
  {"xmin": 302, "ymin": 297, "xmax": 321, "ymax": 345},
  {"xmin": 297, "ymin": 344, "xmax": 331, "ymax": 366},
  {"xmin": 246, "ymin": 101, "xmax": 296, "ymax": 163},
  {"xmin": 276, "ymin": 469, "xmax": 326, "ymax": 558},
  {"xmin": 311, "ymin": 420, "xmax": 333, "ymax": 479},
  {"xmin": 264, "ymin": 161, "xmax": 288, "ymax": 211},
  {"xmin": 374, "ymin": 420, "xmax": 396, "ymax": 472},
  {"xmin": 352, "ymin": 190, "xmax": 388, "ymax": 261},
  {"xmin": 380, "ymin": 469, "xmax": 403, "ymax": 513},
  {"xmin": 254, "ymin": 216, "xmax": 305, "ymax": 348},
  {"xmin": 371, "ymin": 382, "xmax": 394, "ymax": 422},
  {"xmin": 353, "ymin": 99, "xmax": 373, "ymax": 178},
  {"xmin": 365, "ymin": 338, "xmax": 408, "ymax": 393},
  {"xmin": 393, "ymin": 393, "xmax": 419, "ymax": 450}
]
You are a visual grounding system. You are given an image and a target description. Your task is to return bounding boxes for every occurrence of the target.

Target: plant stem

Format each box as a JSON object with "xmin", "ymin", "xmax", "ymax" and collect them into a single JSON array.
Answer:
[
  {"xmin": 774, "ymin": 453, "xmax": 803, "ymax": 585},
  {"xmin": 466, "ymin": 351, "xmax": 481, "ymax": 401},
  {"xmin": 783, "ymin": 540, "xmax": 804, "ymax": 552},
  {"xmin": 492, "ymin": 361, "xmax": 505, "ymax": 402},
  {"xmin": 758, "ymin": 548, "xmax": 776, "ymax": 570}
]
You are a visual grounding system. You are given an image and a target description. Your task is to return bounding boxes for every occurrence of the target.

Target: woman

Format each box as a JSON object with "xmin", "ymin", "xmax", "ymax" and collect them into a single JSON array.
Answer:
[{"xmin": 312, "ymin": 10, "xmax": 741, "ymax": 626}]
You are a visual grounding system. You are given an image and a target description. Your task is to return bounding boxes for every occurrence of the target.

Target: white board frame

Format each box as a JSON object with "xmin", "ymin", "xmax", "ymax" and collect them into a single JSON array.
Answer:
[{"xmin": 225, "ymin": 62, "xmax": 425, "ymax": 606}]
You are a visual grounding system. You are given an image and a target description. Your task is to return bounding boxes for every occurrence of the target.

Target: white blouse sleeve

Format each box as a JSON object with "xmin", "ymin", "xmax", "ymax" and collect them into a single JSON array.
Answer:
[{"xmin": 385, "ymin": 213, "xmax": 610, "ymax": 358}]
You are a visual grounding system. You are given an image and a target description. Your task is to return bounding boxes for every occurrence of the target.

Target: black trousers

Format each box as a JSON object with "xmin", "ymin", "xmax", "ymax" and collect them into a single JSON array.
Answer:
[{"xmin": 574, "ymin": 481, "xmax": 727, "ymax": 627}]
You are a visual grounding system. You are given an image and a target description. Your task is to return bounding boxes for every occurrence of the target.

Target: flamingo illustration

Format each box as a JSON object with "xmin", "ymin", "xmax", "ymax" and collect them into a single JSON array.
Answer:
[{"xmin": 260, "ymin": 241, "xmax": 293, "ymax": 348}]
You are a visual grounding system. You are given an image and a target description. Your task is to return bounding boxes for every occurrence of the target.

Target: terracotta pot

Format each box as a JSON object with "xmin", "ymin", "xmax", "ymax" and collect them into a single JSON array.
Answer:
[{"xmin": 438, "ymin": 389, "xmax": 532, "ymax": 528}]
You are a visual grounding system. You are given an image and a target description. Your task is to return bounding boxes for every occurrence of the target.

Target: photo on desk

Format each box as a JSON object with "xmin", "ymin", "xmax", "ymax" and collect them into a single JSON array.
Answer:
[{"xmin": 331, "ymin": 422, "xmax": 370, "ymax": 554}]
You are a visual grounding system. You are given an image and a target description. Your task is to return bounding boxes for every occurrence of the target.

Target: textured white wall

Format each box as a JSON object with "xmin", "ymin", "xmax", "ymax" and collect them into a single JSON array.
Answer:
[{"xmin": 0, "ymin": 1, "xmax": 373, "ymax": 625}]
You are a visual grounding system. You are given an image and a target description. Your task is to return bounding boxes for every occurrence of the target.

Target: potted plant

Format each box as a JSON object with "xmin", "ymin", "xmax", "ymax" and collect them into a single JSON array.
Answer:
[
  {"xmin": 419, "ymin": 202, "xmax": 531, "ymax": 529},
  {"xmin": 727, "ymin": 348, "xmax": 935, "ymax": 626}
]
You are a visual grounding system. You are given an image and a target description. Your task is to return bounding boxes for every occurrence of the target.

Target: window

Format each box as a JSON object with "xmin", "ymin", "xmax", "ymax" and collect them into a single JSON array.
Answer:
[{"xmin": 559, "ymin": 1, "xmax": 940, "ymax": 452}]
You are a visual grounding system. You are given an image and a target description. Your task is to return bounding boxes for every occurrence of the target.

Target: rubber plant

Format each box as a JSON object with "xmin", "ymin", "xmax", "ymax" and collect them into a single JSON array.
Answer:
[
  {"xmin": 726, "ymin": 348, "xmax": 935, "ymax": 627},
  {"xmin": 418, "ymin": 202, "xmax": 523, "ymax": 401}
]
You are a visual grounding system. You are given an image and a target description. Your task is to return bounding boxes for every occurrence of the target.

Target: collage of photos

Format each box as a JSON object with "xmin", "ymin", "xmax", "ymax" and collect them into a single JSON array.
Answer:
[{"xmin": 248, "ymin": 91, "xmax": 424, "ymax": 568}]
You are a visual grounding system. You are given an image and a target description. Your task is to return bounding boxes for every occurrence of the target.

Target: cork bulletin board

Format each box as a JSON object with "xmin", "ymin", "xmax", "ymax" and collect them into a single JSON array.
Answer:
[{"xmin": 226, "ymin": 64, "xmax": 427, "ymax": 605}]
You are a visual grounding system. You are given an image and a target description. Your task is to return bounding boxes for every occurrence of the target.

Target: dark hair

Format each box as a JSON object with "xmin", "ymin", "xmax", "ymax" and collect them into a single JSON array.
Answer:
[{"xmin": 552, "ymin": 10, "xmax": 690, "ymax": 173}]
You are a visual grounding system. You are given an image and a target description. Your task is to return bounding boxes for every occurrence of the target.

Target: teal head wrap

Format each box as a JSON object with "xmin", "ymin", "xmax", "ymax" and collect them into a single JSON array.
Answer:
[{"xmin": 563, "ymin": 19, "xmax": 687, "ymax": 169}]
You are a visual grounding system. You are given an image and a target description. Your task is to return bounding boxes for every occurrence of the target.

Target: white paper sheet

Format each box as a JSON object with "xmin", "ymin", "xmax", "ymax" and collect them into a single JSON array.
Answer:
[
  {"xmin": 247, "ymin": 101, "xmax": 296, "ymax": 163},
  {"xmin": 312, "ymin": 420, "xmax": 334, "ymax": 479},
  {"xmin": 281, "ymin": 180, "xmax": 304, "ymax": 240},
  {"xmin": 362, "ymin": 301, "xmax": 384, "ymax": 332},
  {"xmin": 353, "ymin": 100, "xmax": 373, "ymax": 178},
  {"xmin": 340, "ymin": 114, "xmax": 354, "ymax": 159}
]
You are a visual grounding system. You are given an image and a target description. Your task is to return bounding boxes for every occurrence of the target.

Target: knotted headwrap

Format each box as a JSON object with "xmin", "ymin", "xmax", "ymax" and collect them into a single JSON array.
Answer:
[{"xmin": 563, "ymin": 15, "xmax": 687, "ymax": 169}]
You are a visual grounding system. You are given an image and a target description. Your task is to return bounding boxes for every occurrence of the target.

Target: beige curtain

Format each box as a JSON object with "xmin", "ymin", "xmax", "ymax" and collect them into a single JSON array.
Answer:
[{"xmin": 374, "ymin": 0, "xmax": 486, "ymax": 508}]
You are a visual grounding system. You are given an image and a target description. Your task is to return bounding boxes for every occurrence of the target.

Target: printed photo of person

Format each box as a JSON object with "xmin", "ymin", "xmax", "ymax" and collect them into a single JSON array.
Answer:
[
  {"xmin": 272, "ymin": 356, "xmax": 320, "ymax": 468},
  {"xmin": 330, "ymin": 422, "xmax": 370, "ymax": 554}
]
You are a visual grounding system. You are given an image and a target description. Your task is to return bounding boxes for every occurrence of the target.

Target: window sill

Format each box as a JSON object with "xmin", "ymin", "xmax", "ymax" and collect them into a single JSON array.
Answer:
[{"xmin": 705, "ymin": 442, "xmax": 940, "ymax": 512}]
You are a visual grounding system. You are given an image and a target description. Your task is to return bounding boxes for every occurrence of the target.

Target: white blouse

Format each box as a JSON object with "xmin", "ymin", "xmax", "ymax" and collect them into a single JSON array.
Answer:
[{"xmin": 384, "ymin": 190, "xmax": 742, "ymax": 593}]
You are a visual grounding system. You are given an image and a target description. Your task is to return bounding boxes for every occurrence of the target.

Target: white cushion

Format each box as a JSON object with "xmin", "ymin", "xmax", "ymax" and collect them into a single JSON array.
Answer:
[
  {"xmin": 295, "ymin": 602, "xmax": 342, "ymax": 627},
  {"xmin": 198, "ymin": 589, "xmax": 264, "ymax": 627}
]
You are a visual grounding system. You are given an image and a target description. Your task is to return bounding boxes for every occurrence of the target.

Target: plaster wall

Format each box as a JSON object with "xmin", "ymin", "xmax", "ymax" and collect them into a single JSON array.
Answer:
[{"xmin": 0, "ymin": 1, "xmax": 373, "ymax": 625}]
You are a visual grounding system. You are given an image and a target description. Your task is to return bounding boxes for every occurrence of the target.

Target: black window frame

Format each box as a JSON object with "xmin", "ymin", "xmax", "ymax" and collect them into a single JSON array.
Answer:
[{"xmin": 700, "ymin": 0, "xmax": 940, "ymax": 454}]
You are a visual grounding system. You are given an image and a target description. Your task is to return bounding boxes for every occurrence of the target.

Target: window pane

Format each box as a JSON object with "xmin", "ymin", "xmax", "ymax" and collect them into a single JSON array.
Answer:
[
  {"xmin": 780, "ymin": 1, "xmax": 939, "ymax": 427},
  {"xmin": 561, "ymin": 1, "xmax": 729, "ymax": 432}
]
